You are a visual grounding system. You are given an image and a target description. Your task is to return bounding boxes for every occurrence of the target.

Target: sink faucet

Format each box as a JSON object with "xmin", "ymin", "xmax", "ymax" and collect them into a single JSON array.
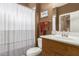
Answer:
[
  {"xmin": 62, "ymin": 31, "xmax": 68, "ymax": 37},
  {"xmin": 61, "ymin": 31, "xmax": 64, "ymax": 37}
]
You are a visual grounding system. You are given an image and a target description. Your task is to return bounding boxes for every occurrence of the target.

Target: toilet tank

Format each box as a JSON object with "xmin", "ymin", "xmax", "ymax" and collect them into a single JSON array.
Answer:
[{"xmin": 38, "ymin": 38, "xmax": 42, "ymax": 48}]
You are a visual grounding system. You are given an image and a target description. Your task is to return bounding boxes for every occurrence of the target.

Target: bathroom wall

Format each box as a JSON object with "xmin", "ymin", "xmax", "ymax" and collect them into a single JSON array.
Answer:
[
  {"xmin": 35, "ymin": 4, "xmax": 40, "ymax": 46},
  {"xmin": 36, "ymin": 3, "xmax": 53, "ymax": 35},
  {"xmin": 54, "ymin": 3, "xmax": 79, "ymax": 31},
  {"xmin": 58, "ymin": 3, "xmax": 79, "ymax": 15},
  {"xmin": 0, "ymin": 3, "xmax": 35, "ymax": 56},
  {"xmin": 35, "ymin": 4, "xmax": 53, "ymax": 46},
  {"xmin": 40, "ymin": 4, "xmax": 53, "ymax": 22}
]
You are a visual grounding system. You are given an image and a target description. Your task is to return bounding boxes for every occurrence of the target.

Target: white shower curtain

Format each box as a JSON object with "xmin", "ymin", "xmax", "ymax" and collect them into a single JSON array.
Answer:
[{"xmin": 0, "ymin": 3, "xmax": 35, "ymax": 56}]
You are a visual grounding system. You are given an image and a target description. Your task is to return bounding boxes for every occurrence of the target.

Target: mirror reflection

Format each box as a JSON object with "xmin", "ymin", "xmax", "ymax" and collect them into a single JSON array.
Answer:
[{"xmin": 59, "ymin": 10, "xmax": 79, "ymax": 32}]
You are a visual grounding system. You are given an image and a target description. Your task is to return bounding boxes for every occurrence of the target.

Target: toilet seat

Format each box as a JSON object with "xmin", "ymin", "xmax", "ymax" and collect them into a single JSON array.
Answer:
[{"xmin": 26, "ymin": 47, "xmax": 42, "ymax": 56}]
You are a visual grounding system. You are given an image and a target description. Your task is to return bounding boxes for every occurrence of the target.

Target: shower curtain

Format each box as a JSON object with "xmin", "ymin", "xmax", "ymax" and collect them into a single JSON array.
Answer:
[{"xmin": 0, "ymin": 3, "xmax": 35, "ymax": 56}]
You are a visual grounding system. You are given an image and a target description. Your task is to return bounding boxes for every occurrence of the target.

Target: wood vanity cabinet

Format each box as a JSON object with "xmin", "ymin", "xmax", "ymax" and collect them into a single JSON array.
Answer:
[{"xmin": 42, "ymin": 38, "xmax": 79, "ymax": 56}]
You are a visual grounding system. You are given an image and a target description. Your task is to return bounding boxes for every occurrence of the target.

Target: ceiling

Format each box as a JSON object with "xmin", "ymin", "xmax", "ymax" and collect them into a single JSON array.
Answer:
[
  {"xmin": 19, "ymin": 3, "xmax": 67, "ymax": 9},
  {"xmin": 51, "ymin": 3, "xmax": 67, "ymax": 8},
  {"xmin": 19, "ymin": 3, "xmax": 36, "ymax": 9}
]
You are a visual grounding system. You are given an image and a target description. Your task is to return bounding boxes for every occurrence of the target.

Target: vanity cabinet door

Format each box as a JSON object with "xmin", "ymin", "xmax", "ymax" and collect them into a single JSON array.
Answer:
[
  {"xmin": 46, "ymin": 39, "xmax": 68, "ymax": 55},
  {"xmin": 42, "ymin": 38, "xmax": 64, "ymax": 56},
  {"xmin": 42, "ymin": 38, "xmax": 56, "ymax": 56},
  {"xmin": 42, "ymin": 38, "xmax": 47, "ymax": 56},
  {"xmin": 46, "ymin": 46, "xmax": 63, "ymax": 56},
  {"xmin": 65, "ymin": 44, "xmax": 79, "ymax": 56}
]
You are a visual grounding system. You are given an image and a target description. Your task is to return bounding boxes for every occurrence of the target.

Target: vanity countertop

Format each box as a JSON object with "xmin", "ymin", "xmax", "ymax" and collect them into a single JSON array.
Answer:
[{"xmin": 40, "ymin": 35, "xmax": 79, "ymax": 46}]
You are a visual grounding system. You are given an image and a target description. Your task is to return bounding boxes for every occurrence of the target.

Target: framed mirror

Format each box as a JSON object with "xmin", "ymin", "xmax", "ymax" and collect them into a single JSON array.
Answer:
[{"xmin": 59, "ymin": 10, "xmax": 79, "ymax": 32}]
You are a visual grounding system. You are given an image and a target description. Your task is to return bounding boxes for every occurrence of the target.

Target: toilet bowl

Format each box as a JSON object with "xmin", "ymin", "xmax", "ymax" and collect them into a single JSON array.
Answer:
[{"xmin": 26, "ymin": 38, "xmax": 42, "ymax": 56}]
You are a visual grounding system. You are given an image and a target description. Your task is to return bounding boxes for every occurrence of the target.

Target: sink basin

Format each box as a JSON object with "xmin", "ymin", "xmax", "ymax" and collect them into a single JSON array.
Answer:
[
  {"xmin": 53, "ymin": 35, "xmax": 65, "ymax": 39},
  {"xmin": 68, "ymin": 36, "xmax": 79, "ymax": 41}
]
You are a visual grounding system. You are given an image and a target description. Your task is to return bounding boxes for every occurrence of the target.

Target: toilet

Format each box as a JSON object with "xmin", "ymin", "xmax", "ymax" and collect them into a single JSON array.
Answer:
[{"xmin": 26, "ymin": 38, "xmax": 42, "ymax": 56}]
